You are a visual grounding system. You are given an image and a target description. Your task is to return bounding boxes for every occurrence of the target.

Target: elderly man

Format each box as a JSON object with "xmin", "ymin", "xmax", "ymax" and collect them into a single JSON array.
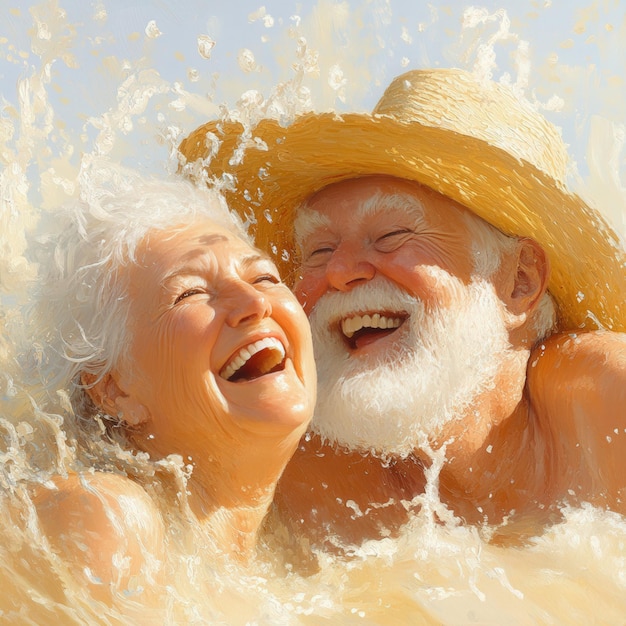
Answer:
[{"xmin": 180, "ymin": 68, "xmax": 626, "ymax": 546}]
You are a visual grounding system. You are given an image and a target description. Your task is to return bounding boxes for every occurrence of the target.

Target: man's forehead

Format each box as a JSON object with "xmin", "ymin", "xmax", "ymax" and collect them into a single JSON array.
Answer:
[
  {"xmin": 357, "ymin": 190, "xmax": 426, "ymax": 219},
  {"xmin": 295, "ymin": 187, "xmax": 427, "ymax": 235}
]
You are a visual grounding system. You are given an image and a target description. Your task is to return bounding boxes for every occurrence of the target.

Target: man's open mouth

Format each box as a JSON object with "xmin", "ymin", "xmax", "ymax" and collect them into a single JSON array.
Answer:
[
  {"xmin": 340, "ymin": 312, "xmax": 406, "ymax": 349},
  {"xmin": 220, "ymin": 337, "xmax": 287, "ymax": 382}
]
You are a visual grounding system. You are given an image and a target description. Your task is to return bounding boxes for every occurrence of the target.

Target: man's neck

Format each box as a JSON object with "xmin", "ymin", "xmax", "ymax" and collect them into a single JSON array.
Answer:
[
  {"xmin": 436, "ymin": 393, "xmax": 552, "ymax": 525},
  {"xmin": 432, "ymin": 348, "xmax": 555, "ymax": 525},
  {"xmin": 276, "ymin": 347, "xmax": 557, "ymax": 545},
  {"xmin": 275, "ymin": 437, "xmax": 427, "ymax": 546}
]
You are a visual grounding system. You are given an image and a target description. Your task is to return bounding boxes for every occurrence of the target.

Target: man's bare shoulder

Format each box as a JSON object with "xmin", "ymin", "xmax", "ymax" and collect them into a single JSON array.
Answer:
[
  {"xmin": 527, "ymin": 328, "xmax": 626, "ymax": 412},
  {"xmin": 533, "ymin": 328, "xmax": 626, "ymax": 355},
  {"xmin": 528, "ymin": 329, "xmax": 626, "ymax": 387},
  {"xmin": 527, "ymin": 329, "xmax": 626, "ymax": 510},
  {"xmin": 34, "ymin": 471, "xmax": 165, "ymax": 600}
]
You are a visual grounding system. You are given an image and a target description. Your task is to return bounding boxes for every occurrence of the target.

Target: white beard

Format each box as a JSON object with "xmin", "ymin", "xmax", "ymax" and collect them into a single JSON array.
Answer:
[{"xmin": 308, "ymin": 274, "xmax": 512, "ymax": 457}]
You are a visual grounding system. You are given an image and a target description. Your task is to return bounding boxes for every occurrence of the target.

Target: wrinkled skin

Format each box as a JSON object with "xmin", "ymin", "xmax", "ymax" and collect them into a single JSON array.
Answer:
[
  {"xmin": 275, "ymin": 175, "xmax": 626, "ymax": 548},
  {"xmin": 37, "ymin": 218, "xmax": 317, "ymax": 601},
  {"xmin": 118, "ymin": 220, "xmax": 316, "ymax": 472}
]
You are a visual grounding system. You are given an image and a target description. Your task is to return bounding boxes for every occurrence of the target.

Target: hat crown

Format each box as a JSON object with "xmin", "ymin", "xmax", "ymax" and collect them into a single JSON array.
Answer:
[{"xmin": 373, "ymin": 69, "xmax": 569, "ymax": 185}]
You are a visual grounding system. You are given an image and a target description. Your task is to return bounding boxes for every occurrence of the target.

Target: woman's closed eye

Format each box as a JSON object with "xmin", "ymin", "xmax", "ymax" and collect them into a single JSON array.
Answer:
[
  {"xmin": 311, "ymin": 245, "xmax": 335, "ymax": 255},
  {"xmin": 174, "ymin": 288, "xmax": 206, "ymax": 304},
  {"xmin": 253, "ymin": 273, "xmax": 281, "ymax": 285}
]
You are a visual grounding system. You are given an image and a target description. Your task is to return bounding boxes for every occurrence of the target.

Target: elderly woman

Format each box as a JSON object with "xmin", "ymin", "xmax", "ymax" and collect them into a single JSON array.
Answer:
[{"xmin": 29, "ymin": 164, "xmax": 316, "ymax": 605}]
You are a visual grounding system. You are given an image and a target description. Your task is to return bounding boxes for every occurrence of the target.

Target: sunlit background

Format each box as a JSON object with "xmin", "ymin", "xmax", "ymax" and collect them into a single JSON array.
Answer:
[
  {"xmin": 2, "ymin": 1, "xmax": 624, "ymax": 176},
  {"xmin": 2, "ymin": 0, "xmax": 625, "ymax": 311},
  {"xmin": 1, "ymin": 4, "xmax": 626, "ymax": 623}
]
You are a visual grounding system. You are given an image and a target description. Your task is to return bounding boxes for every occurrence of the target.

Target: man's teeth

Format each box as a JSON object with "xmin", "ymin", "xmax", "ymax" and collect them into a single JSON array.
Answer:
[
  {"xmin": 220, "ymin": 337, "xmax": 286, "ymax": 381},
  {"xmin": 341, "ymin": 313, "xmax": 401, "ymax": 338}
]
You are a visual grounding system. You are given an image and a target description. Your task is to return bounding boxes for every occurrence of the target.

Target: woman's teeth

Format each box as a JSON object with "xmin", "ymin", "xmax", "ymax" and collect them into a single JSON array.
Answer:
[{"xmin": 220, "ymin": 337, "xmax": 286, "ymax": 382}]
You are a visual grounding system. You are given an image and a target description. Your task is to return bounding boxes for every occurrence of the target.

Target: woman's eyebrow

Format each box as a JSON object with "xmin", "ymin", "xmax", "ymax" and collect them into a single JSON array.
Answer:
[
  {"xmin": 161, "ymin": 252, "xmax": 271, "ymax": 285},
  {"xmin": 240, "ymin": 253, "xmax": 272, "ymax": 269}
]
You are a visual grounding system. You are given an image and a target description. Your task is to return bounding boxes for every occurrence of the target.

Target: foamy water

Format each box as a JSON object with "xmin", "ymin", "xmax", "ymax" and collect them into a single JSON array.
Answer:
[{"xmin": 2, "ymin": 2, "xmax": 626, "ymax": 624}]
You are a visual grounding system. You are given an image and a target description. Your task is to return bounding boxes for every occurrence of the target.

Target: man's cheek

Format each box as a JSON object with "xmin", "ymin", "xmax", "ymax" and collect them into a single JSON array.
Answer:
[{"xmin": 294, "ymin": 278, "xmax": 321, "ymax": 315}]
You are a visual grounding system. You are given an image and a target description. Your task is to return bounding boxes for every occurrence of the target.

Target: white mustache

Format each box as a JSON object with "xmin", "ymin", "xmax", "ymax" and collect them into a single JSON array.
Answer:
[
  {"xmin": 309, "ymin": 280, "xmax": 422, "ymax": 332},
  {"xmin": 308, "ymin": 276, "xmax": 512, "ymax": 456}
]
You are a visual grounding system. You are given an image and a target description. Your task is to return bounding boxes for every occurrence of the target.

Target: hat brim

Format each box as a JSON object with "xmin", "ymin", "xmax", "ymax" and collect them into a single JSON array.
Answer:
[{"xmin": 180, "ymin": 112, "xmax": 626, "ymax": 332}]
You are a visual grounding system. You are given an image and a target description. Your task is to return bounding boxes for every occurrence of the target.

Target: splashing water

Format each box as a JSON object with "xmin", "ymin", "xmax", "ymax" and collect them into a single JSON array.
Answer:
[{"xmin": 1, "ymin": 1, "xmax": 626, "ymax": 623}]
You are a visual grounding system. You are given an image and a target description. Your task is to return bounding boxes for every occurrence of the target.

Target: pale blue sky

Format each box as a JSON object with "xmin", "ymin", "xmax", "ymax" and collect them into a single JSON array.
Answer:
[{"xmin": 1, "ymin": 1, "xmax": 625, "ymax": 187}]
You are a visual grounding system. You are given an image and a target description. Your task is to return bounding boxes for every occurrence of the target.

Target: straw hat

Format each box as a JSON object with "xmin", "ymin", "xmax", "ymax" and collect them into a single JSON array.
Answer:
[{"xmin": 179, "ymin": 68, "xmax": 626, "ymax": 332}]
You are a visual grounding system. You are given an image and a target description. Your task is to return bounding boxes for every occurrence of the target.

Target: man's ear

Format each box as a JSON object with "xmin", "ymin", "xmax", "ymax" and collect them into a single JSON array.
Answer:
[
  {"xmin": 499, "ymin": 238, "xmax": 550, "ymax": 317},
  {"xmin": 81, "ymin": 371, "xmax": 150, "ymax": 427}
]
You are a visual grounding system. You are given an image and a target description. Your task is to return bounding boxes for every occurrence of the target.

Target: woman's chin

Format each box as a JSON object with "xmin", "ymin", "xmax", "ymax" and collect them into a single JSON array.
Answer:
[
  {"xmin": 217, "ymin": 364, "xmax": 314, "ymax": 436},
  {"xmin": 235, "ymin": 392, "xmax": 313, "ymax": 434}
]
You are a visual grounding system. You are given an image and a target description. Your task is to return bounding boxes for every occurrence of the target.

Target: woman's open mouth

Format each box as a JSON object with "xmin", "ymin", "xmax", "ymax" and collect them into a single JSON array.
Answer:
[{"xmin": 219, "ymin": 337, "xmax": 287, "ymax": 382}]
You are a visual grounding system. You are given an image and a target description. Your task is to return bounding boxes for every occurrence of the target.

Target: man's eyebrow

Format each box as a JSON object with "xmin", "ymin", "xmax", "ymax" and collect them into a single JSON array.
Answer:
[
  {"xmin": 294, "ymin": 208, "xmax": 332, "ymax": 246},
  {"xmin": 294, "ymin": 191, "xmax": 426, "ymax": 246},
  {"xmin": 357, "ymin": 191, "xmax": 426, "ymax": 221}
]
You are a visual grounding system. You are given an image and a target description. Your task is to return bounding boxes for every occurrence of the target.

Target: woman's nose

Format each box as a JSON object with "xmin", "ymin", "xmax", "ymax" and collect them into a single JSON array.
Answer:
[
  {"xmin": 326, "ymin": 245, "xmax": 376, "ymax": 291},
  {"xmin": 225, "ymin": 282, "xmax": 272, "ymax": 327}
]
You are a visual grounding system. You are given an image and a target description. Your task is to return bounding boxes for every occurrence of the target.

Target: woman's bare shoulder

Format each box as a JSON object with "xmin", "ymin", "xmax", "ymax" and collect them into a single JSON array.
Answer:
[
  {"xmin": 33, "ymin": 471, "xmax": 165, "ymax": 600},
  {"xmin": 35, "ymin": 471, "xmax": 161, "ymax": 526}
]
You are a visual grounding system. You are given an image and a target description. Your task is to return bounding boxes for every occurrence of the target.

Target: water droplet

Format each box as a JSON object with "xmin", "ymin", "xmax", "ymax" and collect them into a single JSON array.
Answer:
[
  {"xmin": 197, "ymin": 35, "xmax": 215, "ymax": 59},
  {"xmin": 328, "ymin": 64, "xmax": 345, "ymax": 91},
  {"xmin": 238, "ymin": 48, "xmax": 257, "ymax": 73},
  {"xmin": 144, "ymin": 20, "xmax": 162, "ymax": 39}
]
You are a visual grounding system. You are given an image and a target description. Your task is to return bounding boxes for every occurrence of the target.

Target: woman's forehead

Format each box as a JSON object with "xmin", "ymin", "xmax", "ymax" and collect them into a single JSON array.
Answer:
[
  {"xmin": 141, "ymin": 220, "xmax": 241, "ymax": 257},
  {"xmin": 136, "ymin": 220, "xmax": 272, "ymax": 282}
]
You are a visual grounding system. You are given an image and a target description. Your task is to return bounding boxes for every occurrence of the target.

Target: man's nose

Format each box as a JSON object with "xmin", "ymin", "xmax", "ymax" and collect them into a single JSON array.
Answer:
[
  {"xmin": 225, "ymin": 282, "xmax": 272, "ymax": 327},
  {"xmin": 326, "ymin": 244, "xmax": 376, "ymax": 291}
]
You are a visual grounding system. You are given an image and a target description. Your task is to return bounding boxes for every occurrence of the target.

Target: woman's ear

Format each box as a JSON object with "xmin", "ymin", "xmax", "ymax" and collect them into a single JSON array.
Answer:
[
  {"xmin": 499, "ymin": 238, "xmax": 550, "ymax": 318},
  {"xmin": 80, "ymin": 371, "xmax": 150, "ymax": 427},
  {"xmin": 81, "ymin": 371, "xmax": 120, "ymax": 416}
]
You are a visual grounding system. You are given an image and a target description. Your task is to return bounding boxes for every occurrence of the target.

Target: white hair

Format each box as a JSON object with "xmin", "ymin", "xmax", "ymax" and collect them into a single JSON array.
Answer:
[
  {"xmin": 309, "ymin": 274, "xmax": 512, "ymax": 455},
  {"xmin": 28, "ymin": 163, "xmax": 249, "ymax": 440},
  {"xmin": 460, "ymin": 210, "xmax": 556, "ymax": 342}
]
